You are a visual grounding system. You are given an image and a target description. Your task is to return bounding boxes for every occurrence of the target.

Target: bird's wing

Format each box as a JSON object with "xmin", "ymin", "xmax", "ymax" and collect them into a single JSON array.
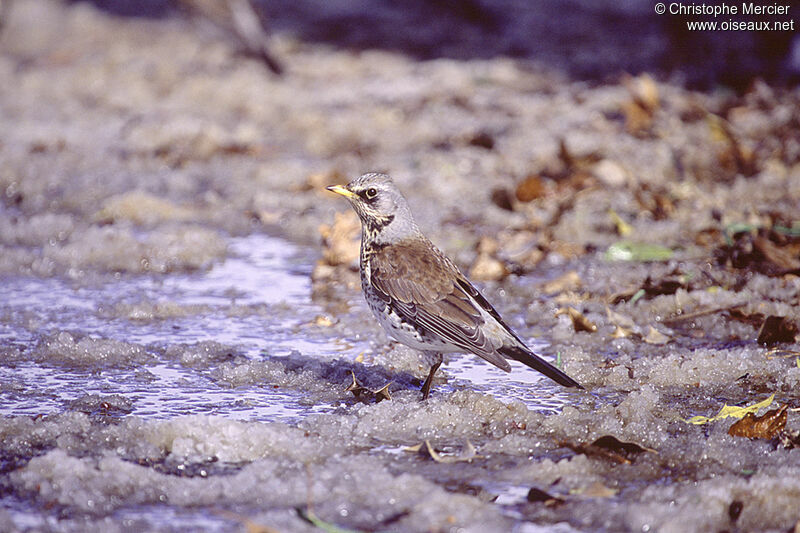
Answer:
[{"xmin": 369, "ymin": 239, "xmax": 512, "ymax": 371}]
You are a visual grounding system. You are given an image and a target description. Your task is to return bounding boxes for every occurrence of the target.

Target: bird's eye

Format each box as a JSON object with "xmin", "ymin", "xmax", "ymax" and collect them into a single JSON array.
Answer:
[{"xmin": 365, "ymin": 187, "xmax": 378, "ymax": 199}]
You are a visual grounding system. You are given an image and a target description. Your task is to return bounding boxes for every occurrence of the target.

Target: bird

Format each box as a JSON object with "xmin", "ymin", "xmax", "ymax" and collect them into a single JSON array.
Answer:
[{"xmin": 326, "ymin": 173, "xmax": 583, "ymax": 399}]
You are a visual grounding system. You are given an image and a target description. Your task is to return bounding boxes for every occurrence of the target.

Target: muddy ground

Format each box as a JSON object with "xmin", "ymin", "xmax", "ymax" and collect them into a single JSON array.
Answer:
[{"xmin": 1, "ymin": 1, "xmax": 800, "ymax": 532}]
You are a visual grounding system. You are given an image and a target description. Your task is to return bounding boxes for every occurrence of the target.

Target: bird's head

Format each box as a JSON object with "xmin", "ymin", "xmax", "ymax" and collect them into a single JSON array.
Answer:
[{"xmin": 327, "ymin": 173, "xmax": 418, "ymax": 241}]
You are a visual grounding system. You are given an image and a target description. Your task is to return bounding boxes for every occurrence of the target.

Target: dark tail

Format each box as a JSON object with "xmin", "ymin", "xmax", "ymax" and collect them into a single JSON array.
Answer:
[{"xmin": 499, "ymin": 345, "xmax": 583, "ymax": 389}]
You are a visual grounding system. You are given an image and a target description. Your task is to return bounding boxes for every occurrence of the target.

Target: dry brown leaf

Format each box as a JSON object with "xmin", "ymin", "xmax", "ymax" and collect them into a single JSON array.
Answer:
[
  {"xmin": 556, "ymin": 307, "xmax": 597, "ymax": 333},
  {"xmin": 515, "ymin": 174, "xmax": 547, "ymax": 202},
  {"xmin": 728, "ymin": 405, "xmax": 788, "ymax": 439},
  {"xmin": 552, "ymin": 291, "xmax": 587, "ymax": 305},
  {"xmin": 757, "ymin": 316, "xmax": 799, "ymax": 346},
  {"xmin": 469, "ymin": 253, "xmax": 509, "ymax": 281},
  {"xmin": 527, "ymin": 487, "xmax": 565, "ymax": 507},
  {"xmin": 623, "ymin": 100, "xmax": 653, "ymax": 135},
  {"xmin": 643, "ymin": 326, "xmax": 670, "ymax": 344},
  {"xmin": 344, "ymin": 371, "xmax": 392, "ymax": 401},
  {"xmin": 592, "ymin": 435, "xmax": 657, "ymax": 457},
  {"xmin": 372, "ymin": 382, "xmax": 392, "ymax": 402},
  {"xmin": 406, "ymin": 440, "xmax": 479, "ymax": 463},
  {"xmin": 611, "ymin": 325, "xmax": 633, "ymax": 338},
  {"xmin": 541, "ymin": 271, "xmax": 582, "ymax": 294},
  {"xmin": 564, "ymin": 435, "xmax": 656, "ymax": 466},
  {"xmin": 344, "ymin": 371, "xmax": 368, "ymax": 397},
  {"xmin": 774, "ymin": 429, "xmax": 800, "ymax": 450},
  {"xmin": 425, "ymin": 440, "xmax": 478, "ymax": 463},
  {"xmin": 753, "ymin": 236, "xmax": 800, "ymax": 272},
  {"xmin": 606, "ymin": 307, "xmax": 636, "ymax": 329}
]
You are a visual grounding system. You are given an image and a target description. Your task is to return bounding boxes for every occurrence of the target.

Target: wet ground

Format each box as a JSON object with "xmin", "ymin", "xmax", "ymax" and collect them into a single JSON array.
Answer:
[{"xmin": 1, "ymin": 1, "xmax": 800, "ymax": 532}]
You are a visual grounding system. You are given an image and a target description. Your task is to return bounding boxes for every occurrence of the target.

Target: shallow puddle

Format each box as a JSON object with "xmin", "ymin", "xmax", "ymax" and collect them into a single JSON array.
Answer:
[{"xmin": 0, "ymin": 233, "xmax": 574, "ymax": 422}]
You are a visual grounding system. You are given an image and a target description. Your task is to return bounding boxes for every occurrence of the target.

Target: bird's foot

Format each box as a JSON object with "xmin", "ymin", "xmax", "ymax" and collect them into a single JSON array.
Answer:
[{"xmin": 420, "ymin": 361, "xmax": 442, "ymax": 400}]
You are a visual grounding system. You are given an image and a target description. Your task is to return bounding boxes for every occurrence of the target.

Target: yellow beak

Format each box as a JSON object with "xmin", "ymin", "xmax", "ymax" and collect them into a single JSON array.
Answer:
[{"xmin": 326, "ymin": 184, "xmax": 358, "ymax": 199}]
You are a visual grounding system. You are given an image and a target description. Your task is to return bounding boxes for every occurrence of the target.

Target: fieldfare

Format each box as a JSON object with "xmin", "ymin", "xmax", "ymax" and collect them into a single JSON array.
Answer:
[{"xmin": 327, "ymin": 173, "xmax": 583, "ymax": 399}]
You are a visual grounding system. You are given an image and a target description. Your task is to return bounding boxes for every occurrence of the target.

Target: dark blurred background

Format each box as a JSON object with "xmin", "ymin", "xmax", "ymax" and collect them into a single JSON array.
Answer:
[{"xmin": 64, "ymin": 0, "xmax": 800, "ymax": 90}]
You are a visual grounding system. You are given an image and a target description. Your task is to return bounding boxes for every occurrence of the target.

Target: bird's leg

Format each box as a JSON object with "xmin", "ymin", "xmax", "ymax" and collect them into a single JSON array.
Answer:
[{"xmin": 420, "ymin": 354, "xmax": 442, "ymax": 400}]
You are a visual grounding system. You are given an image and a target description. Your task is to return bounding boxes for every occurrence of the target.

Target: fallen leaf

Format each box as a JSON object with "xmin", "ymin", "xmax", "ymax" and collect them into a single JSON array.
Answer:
[
  {"xmin": 605, "ymin": 241, "xmax": 674, "ymax": 262},
  {"xmin": 372, "ymin": 382, "xmax": 392, "ymax": 402},
  {"xmin": 728, "ymin": 500, "xmax": 744, "ymax": 523},
  {"xmin": 611, "ymin": 325, "xmax": 633, "ymax": 338},
  {"xmin": 639, "ymin": 275, "xmax": 687, "ymax": 296},
  {"xmin": 716, "ymin": 229, "xmax": 800, "ymax": 276},
  {"xmin": 663, "ymin": 304, "xmax": 746, "ymax": 327},
  {"xmin": 684, "ymin": 394, "xmax": 775, "ymax": 425},
  {"xmin": 622, "ymin": 74, "xmax": 659, "ymax": 136},
  {"xmin": 344, "ymin": 371, "xmax": 368, "ymax": 397},
  {"xmin": 406, "ymin": 440, "xmax": 479, "ymax": 463},
  {"xmin": 469, "ymin": 253, "xmax": 509, "ymax": 282},
  {"xmin": 591, "ymin": 435, "xmax": 657, "ymax": 459},
  {"xmin": 764, "ymin": 347, "xmax": 800, "ymax": 360},
  {"xmin": 622, "ymin": 99, "xmax": 653, "ymax": 136},
  {"xmin": 467, "ymin": 130, "xmax": 495, "ymax": 150},
  {"xmin": 643, "ymin": 326, "xmax": 671, "ymax": 345},
  {"xmin": 606, "ymin": 307, "xmax": 636, "ymax": 329},
  {"xmin": 728, "ymin": 405, "xmax": 788, "ymax": 439},
  {"xmin": 541, "ymin": 271, "xmax": 582, "ymax": 294},
  {"xmin": 753, "ymin": 236, "xmax": 800, "ymax": 272},
  {"xmin": 297, "ymin": 507, "xmax": 362, "ymax": 533},
  {"xmin": 608, "ymin": 209, "xmax": 633, "ymax": 236},
  {"xmin": 563, "ymin": 435, "xmax": 656, "ymax": 465},
  {"xmin": 515, "ymin": 174, "xmax": 547, "ymax": 202},
  {"xmin": 556, "ymin": 307, "xmax": 597, "ymax": 333},
  {"xmin": 425, "ymin": 440, "xmax": 478, "ymax": 463},
  {"xmin": 490, "ymin": 188, "xmax": 514, "ymax": 211},
  {"xmin": 344, "ymin": 371, "xmax": 392, "ymax": 402},
  {"xmin": 526, "ymin": 487, "xmax": 565, "ymax": 507},
  {"xmin": 757, "ymin": 316, "xmax": 799, "ymax": 346},
  {"xmin": 773, "ymin": 429, "xmax": 800, "ymax": 449},
  {"xmin": 562, "ymin": 442, "xmax": 618, "ymax": 465}
]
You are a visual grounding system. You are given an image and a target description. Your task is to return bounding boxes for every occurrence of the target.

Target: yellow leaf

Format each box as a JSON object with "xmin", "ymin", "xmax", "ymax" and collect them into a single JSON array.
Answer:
[
  {"xmin": 609, "ymin": 209, "xmax": 633, "ymax": 236},
  {"xmin": 684, "ymin": 394, "xmax": 775, "ymax": 425}
]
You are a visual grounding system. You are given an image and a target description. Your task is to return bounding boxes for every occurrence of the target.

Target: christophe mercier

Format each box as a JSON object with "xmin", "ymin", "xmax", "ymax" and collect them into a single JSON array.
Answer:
[{"xmin": 670, "ymin": 2, "xmax": 791, "ymax": 15}]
